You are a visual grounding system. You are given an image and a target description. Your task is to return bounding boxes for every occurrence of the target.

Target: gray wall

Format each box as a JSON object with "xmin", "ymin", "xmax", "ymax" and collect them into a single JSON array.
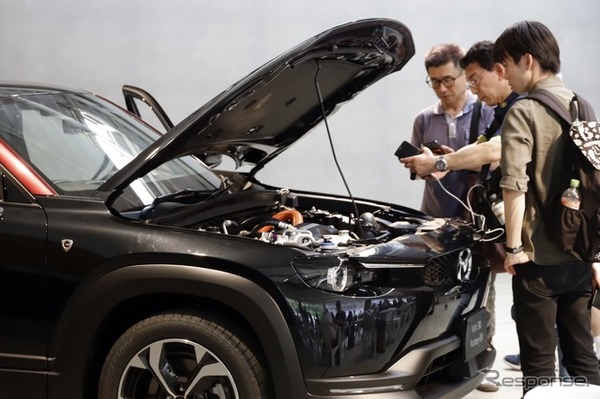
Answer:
[{"xmin": 1, "ymin": 0, "xmax": 599, "ymax": 210}]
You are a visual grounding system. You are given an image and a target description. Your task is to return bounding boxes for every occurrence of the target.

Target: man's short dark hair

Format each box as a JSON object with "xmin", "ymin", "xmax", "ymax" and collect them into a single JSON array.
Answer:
[
  {"xmin": 493, "ymin": 20, "xmax": 561, "ymax": 74},
  {"xmin": 424, "ymin": 43, "xmax": 465, "ymax": 70},
  {"xmin": 459, "ymin": 40, "xmax": 495, "ymax": 71}
]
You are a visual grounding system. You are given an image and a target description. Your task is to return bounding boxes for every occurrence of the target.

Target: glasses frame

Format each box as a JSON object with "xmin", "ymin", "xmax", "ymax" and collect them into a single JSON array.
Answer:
[
  {"xmin": 467, "ymin": 70, "xmax": 486, "ymax": 89},
  {"xmin": 425, "ymin": 72, "xmax": 463, "ymax": 89}
]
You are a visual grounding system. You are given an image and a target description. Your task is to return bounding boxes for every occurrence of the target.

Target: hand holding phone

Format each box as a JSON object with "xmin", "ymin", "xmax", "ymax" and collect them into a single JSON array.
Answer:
[
  {"xmin": 395, "ymin": 141, "xmax": 422, "ymax": 180},
  {"xmin": 394, "ymin": 141, "xmax": 422, "ymax": 159},
  {"xmin": 423, "ymin": 140, "xmax": 444, "ymax": 155}
]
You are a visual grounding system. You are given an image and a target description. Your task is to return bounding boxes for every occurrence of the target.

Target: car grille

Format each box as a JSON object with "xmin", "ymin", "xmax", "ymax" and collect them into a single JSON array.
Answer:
[
  {"xmin": 390, "ymin": 251, "xmax": 461, "ymax": 288},
  {"xmin": 423, "ymin": 251, "xmax": 460, "ymax": 287}
]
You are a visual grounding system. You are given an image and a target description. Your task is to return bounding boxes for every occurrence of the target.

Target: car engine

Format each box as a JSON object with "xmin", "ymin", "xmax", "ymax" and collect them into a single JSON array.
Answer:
[{"xmin": 138, "ymin": 186, "xmax": 454, "ymax": 254}]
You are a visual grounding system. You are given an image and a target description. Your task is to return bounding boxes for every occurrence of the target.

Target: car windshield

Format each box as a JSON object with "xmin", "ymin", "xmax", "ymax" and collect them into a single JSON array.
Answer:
[{"xmin": 0, "ymin": 90, "xmax": 222, "ymax": 208}]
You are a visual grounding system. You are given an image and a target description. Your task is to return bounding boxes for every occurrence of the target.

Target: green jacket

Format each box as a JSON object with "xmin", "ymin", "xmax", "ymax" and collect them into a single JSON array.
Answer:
[{"xmin": 500, "ymin": 75, "xmax": 580, "ymax": 265}]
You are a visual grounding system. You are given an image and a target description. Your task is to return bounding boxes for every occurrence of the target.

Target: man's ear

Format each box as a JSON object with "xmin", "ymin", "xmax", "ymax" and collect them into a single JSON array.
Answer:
[
  {"xmin": 523, "ymin": 53, "xmax": 534, "ymax": 70},
  {"xmin": 493, "ymin": 63, "xmax": 505, "ymax": 79}
]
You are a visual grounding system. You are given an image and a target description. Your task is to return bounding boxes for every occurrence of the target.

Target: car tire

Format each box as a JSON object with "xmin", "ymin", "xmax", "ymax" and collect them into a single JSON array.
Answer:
[{"xmin": 98, "ymin": 312, "xmax": 270, "ymax": 399}]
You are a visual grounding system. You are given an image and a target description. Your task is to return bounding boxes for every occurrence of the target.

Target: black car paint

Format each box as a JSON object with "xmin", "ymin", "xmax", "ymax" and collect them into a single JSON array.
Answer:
[
  {"xmin": 0, "ymin": 18, "xmax": 494, "ymax": 399},
  {"xmin": 0, "ymin": 184, "xmax": 491, "ymax": 398}
]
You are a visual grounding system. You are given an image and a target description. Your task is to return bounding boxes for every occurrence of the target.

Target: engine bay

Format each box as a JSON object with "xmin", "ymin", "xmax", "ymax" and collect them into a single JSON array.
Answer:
[{"xmin": 138, "ymin": 186, "xmax": 455, "ymax": 254}]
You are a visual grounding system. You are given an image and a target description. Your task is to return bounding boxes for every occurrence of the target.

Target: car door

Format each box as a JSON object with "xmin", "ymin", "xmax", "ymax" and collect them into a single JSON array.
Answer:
[
  {"xmin": 121, "ymin": 85, "xmax": 225, "ymax": 169},
  {"xmin": 0, "ymin": 168, "xmax": 48, "ymax": 397},
  {"xmin": 122, "ymin": 84, "xmax": 173, "ymax": 132}
]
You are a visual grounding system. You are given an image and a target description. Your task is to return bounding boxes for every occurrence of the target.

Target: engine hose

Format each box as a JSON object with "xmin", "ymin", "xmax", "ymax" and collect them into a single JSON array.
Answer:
[
  {"xmin": 257, "ymin": 209, "xmax": 303, "ymax": 233},
  {"xmin": 252, "ymin": 219, "xmax": 293, "ymax": 233}
]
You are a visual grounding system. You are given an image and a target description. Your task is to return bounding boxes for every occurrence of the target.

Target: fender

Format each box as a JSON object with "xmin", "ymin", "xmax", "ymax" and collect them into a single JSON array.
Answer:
[{"xmin": 48, "ymin": 263, "xmax": 306, "ymax": 399}]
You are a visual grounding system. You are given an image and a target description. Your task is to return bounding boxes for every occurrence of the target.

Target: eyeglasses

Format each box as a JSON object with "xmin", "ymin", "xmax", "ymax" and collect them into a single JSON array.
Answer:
[
  {"xmin": 467, "ymin": 70, "xmax": 485, "ymax": 89},
  {"xmin": 425, "ymin": 72, "xmax": 463, "ymax": 89}
]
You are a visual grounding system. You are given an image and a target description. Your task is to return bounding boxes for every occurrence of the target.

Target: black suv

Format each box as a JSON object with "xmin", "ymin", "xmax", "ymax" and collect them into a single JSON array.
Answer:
[{"xmin": 0, "ymin": 18, "xmax": 494, "ymax": 399}]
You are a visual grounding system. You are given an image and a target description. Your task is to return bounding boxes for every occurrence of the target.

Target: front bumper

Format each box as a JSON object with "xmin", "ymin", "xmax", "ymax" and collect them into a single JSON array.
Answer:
[{"xmin": 305, "ymin": 335, "xmax": 496, "ymax": 398}]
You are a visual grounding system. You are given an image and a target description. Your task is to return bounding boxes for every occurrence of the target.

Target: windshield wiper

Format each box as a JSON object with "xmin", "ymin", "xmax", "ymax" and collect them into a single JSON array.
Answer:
[{"xmin": 151, "ymin": 175, "xmax": 233, "ymax": 206}]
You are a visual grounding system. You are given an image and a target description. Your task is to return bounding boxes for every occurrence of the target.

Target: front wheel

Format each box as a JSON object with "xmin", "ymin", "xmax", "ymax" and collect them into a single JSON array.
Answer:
[{"xmin": 98, "ymin": 312, "xmax": 270, "ymax": 399}]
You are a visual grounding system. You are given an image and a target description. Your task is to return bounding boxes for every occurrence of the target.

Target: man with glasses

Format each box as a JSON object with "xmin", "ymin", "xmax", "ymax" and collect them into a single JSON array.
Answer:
[
  {"xmin": 402, "ymin": 43, "xmax": 493, "ymax": 218},
  {"xmin": 402, "ymin": 41, "xmax": 520, "ymax": 394},
  {"xmin": 401, "ymin": 41, "xmax": 518, "ymax": 187}
]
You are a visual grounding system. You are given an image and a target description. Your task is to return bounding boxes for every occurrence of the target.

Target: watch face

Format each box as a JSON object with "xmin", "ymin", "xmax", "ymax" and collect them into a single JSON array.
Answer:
[{"xmin": 436, "ymin": 157, "xmax": 447, "ymax": 171}]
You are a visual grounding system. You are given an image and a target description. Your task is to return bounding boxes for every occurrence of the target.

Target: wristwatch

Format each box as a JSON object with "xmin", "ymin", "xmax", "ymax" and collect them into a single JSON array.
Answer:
[
  {"xmin": 505, "ymin": 244, "xmax": 524, "ymax": 254},
  {"xmin": 435, "ymin": 155, "xmax": 448, "ymax": 171}
]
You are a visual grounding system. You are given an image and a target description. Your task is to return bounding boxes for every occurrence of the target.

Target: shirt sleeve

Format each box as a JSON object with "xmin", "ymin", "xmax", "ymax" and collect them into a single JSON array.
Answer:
[{"xmin": 500, "ymin": 102, "xmax": 533, "ymax": 192}]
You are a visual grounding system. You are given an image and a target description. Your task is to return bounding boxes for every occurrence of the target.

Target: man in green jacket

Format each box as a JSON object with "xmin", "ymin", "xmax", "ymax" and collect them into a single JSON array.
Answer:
[{"xmin": 494, "ymin": 20, "xmax": 600, "ymax": 395}]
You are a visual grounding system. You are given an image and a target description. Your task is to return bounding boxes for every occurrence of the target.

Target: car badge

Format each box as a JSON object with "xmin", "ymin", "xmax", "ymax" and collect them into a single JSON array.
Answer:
[
  {"xmin": 456, "ymin": 248, "xmax": 473, "ymax": 283},
  {"xmin": 61, "ymin": 239, "xmax": 74, "ymax": 253}
]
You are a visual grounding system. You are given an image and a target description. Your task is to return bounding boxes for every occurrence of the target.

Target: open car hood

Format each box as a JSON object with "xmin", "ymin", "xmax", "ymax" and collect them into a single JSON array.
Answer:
[{"xmin": 100, "ymin": 18, "xmax": 414, "ymax": 193}]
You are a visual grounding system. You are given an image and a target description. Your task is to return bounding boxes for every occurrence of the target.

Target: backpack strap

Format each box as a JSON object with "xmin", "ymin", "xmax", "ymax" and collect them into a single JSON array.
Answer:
[
  {"xmin": 526, "ymin": 89, "xmax": 597, "ymax": 123},
  {"xmin": 468, "ymin": 100, "xmax": 485, "ymax": 186},
  {"xmin": 469, "ymin": 100, "xmax": 482, "ymax": 144},
  {"xmin": 481, "ymin": 118, "xmax": 502, "ymax": 142},
  {"xmin": 477, "ymin": 118, "xmax": 503, "ymax": 183},
  {"xmin": 526, "ymin": 90, "xmax": 573, "ymax": 124}
]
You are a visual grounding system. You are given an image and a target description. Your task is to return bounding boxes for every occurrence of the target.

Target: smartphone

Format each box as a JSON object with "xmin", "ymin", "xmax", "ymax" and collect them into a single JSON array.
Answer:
[
  {"xmin": 423, "ymin": 140, "xmax": 441, "ymax": 151},
  {"xmin": 394, "ymin": 141, "xmax": 422, "ymax": 180},
  {"xmin": 394, "ymin": 141, "xmax": 422, "ymax": 159}
]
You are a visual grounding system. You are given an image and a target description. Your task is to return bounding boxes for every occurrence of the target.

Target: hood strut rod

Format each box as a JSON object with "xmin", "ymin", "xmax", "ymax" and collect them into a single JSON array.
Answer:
[{"xmin": 313, "ymin": 60, "xmax": 366, "ymax": 240}]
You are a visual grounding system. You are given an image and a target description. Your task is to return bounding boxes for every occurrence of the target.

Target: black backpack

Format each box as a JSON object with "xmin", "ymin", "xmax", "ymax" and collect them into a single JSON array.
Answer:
[{"xmin": 526, "ymin": 89, "xmax": 600, "ymax": 262}]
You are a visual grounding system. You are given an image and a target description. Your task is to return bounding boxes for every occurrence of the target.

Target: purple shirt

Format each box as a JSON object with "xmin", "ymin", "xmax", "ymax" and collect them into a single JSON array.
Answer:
[{"xmin": 411, "ymin": 92, "xmax": 494, "ymax": 217}]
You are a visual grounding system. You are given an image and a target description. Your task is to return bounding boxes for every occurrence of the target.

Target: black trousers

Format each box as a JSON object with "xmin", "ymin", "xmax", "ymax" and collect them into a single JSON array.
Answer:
[{"xmin": 512, "ymin": 261, "xmax": 600, "ymax": 394}]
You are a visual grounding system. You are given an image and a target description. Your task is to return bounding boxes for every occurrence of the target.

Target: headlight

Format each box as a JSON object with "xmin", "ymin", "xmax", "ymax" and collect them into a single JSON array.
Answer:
[{"xmin": 291, "ymin": 256, "xmax": 380, "ymax": 294}]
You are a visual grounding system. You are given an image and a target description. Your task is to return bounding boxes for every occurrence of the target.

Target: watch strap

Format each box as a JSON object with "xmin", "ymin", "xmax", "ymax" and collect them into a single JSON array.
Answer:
[{"xmin": 505, "ymin": 244, "xmax": 524, "ymax": 254}]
